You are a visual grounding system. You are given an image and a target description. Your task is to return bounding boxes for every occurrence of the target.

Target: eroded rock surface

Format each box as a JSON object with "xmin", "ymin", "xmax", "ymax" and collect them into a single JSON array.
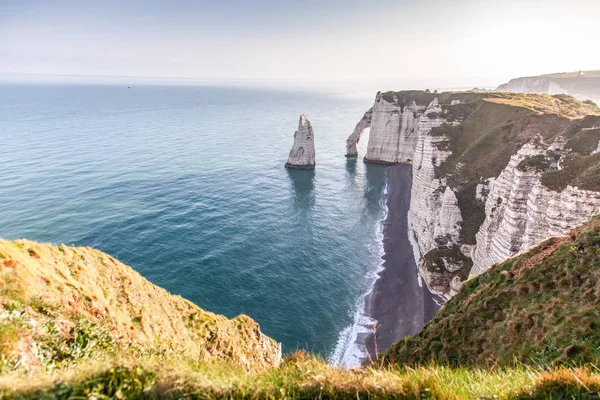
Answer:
[
  {"xmin": 286, "ymin": 114, "xmax": 315, "ymax": 169},
  {"xmin": 471, "ymin": 138, "xmax": 600, "ymax": 274},
  {"xmin": 349, "ymin": 91, "xmax": 600, "ymax": 298}
]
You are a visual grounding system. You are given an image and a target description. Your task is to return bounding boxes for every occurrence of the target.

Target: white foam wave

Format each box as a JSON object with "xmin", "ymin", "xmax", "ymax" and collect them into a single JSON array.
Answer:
[{"xmin": 329, "ymin": 182, "xmax": 389, "ymax": 368}]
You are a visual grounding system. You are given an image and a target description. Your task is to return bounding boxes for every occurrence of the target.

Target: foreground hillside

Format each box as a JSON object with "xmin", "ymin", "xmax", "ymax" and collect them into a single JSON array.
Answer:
[
  {"xmin": 380, "ymin": 215, "xmax": 600, "ymax": 368},
  {"xmin": 2, "ymin": 230, "xmax": 600, "ymax": 398},
  {"xmin": 0, "ymin": 239, "xmax": 281, "ymax": 373}
]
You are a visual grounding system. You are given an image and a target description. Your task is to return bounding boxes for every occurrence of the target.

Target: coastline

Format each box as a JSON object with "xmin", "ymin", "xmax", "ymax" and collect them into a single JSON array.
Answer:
[{"xmin": 364, "ymin": 164, "xmax": 442, "ymax": 359}]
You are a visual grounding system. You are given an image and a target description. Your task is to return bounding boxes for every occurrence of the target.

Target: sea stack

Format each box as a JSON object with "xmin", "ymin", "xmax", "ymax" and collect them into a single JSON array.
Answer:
[{"xmin": 285, "ymin": 114, "xmax": 315, "ymax": 169}]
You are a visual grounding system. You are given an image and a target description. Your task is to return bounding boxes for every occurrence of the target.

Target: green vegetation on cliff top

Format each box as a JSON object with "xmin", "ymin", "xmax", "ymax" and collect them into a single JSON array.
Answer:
[
  {"xmin": 380, "ymin": 215, "xmax": 600, "ymax": 369},
  {"xmin": 430, "ymin": 93, "xmax": 600, "ymax": 245}
]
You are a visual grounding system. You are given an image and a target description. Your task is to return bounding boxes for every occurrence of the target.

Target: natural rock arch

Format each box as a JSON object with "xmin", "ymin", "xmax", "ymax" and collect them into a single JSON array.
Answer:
[{"xmin": 345, "ymin": 108, "xmax": 372, "ymax": 157}]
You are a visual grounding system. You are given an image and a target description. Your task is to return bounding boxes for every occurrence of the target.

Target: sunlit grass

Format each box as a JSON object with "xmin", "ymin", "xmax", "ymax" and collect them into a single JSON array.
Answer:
[{"xmin": 2, "ymin": 354, "xmax": 600, "ymax": 399}]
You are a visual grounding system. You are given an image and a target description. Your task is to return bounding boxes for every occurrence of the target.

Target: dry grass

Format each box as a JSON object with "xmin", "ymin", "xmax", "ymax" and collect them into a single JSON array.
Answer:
[
  {"xmin": 484, "ymin": 93, "xmax": 600, "ymax": 119},
  {"xmin": 2, "ymin": 355, "xmax": 600, "ymax": 399},
  {"xmin": 0, "ymin": 239, "xmax": 280, "ymax": 372}
]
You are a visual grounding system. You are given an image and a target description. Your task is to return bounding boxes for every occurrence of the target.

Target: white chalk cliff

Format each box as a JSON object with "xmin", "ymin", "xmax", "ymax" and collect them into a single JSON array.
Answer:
[
  {"xmin": 496, "ymin": 70, "xmax": 600, "ymax": 103},
  {"xmin": 345, "ymin": 108, "xmax": 372, "ymax": 157},
  {"xmin": 471, "ymin": 139, "xmax": 600, "ymax": 274},
  {"xmin": 345, "ymin": 92, "xmax": 432, "ymax": 163},
  {"xmin": 348, "ymin": 91, "xmax": 600, "ymax": 298},
  {"xmin": 285, "ymin": 114, "xmax": 315, "ymax": 169}
]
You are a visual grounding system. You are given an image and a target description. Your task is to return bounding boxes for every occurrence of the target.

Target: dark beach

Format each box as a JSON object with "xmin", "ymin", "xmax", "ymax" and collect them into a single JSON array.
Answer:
[{"xmin": 364, "ymin": 164, "xmax": 442, "ymax": 359}]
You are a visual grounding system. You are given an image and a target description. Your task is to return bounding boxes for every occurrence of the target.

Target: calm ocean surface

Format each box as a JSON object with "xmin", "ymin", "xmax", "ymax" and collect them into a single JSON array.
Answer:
[{"xmin": 0, "ymin": 84, "xmax": 388, "ymax": 363}]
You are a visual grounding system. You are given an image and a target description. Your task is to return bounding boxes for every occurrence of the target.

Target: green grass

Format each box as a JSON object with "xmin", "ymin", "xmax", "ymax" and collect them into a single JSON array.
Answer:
[
  {"xmin": 3, "ymin": 356, "xmax": 600, "ymax": 399},
  {"xmin": 484, "ymin": 92, "xmax": 600, "ymax": 119},
  {"xmin": 380, "ymin": 215, "xmax": 600, "ymax": 369},
  {"xmin": 566, "ymin": 128, "xmax": 600, "ymax": 156},
  {"xmin": 517, "ymin": 155, "xmax": 552, "ymax": 172},
  {"xmin": 3, "ymin": 181, "xmax": 600, "ymax": 397},
  {"xmin": 542, "ymin": 153, "xmax": 600, "ymax": 192}
]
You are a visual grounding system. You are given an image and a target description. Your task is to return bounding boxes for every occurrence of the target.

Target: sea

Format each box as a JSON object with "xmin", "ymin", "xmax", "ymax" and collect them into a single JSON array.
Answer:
[{"xmin": 0, "ymin": 83, "xmax": 389, "ymax": 366}]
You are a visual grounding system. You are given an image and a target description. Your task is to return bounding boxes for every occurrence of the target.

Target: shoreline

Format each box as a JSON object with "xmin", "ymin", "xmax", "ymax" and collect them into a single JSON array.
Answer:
[
  {"xmin": 329, "ymin": 176, "xmax": 388, "ymax": 368},
  {"xmin": 364, "ymin": 164, "xmax": 442, "ymax": 359}
]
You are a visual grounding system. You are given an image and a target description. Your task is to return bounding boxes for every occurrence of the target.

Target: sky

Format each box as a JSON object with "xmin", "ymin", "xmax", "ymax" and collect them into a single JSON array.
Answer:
[{"xmin": 1, "ymin": 0, "xmax": 599, "ymax": 90}]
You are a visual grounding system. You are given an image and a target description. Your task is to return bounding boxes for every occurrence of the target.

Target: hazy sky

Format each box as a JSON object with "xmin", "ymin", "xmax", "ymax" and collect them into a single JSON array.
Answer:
[{"xmin": 1, "ymin": 0, "xmax": 599, "ymax": 89}]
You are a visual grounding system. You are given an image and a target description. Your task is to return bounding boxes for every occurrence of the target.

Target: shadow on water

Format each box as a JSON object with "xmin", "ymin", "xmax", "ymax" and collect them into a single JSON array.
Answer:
[
  {"xmin": 286, "ymin": 167, "xmax": 316, "ymax": 210},
  {"xmin": 345, "ymin": 157, "xmax": 358, "ymax": 176},
  {"xmin": 363, "ymin": 163, "xmax": 389, "ymax": 216}
]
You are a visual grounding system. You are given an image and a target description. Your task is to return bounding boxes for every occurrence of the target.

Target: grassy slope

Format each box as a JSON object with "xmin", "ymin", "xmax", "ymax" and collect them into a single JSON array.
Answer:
[
  {"xmin": 0, "ymin": 239, "xmax": 280, "ymax": 373},
  {"xmin": 2, "ymin": 231, "xmax": 600, "ymax": 398},
  {"xmin": 380, "ymin": 215, "xmax": 600, "ymax": 369},
  {"xmin": 3, "ymin": 355, "xmax": 600, "ymax": 399},
  {"xmin": 540, "ymin": 71, "xmax": 600, "ymax": 79},
  {"xmin": 541, "ymin": 116, "xmax": 600, "ymax": 192}
]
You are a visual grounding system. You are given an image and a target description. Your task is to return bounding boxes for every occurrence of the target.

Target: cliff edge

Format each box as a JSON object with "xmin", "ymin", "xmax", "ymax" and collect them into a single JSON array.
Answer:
[
  {"xmin": 496, "ymin": 70, "xmax": 600, "ymax": 103},
  {"xmin": 0, "ymin": 239, "xmax": 281, "ymax": 373}
]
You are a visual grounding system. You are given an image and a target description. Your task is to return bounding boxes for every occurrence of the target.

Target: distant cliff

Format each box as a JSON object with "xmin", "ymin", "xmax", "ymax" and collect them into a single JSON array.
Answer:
[
  {"xmin": 0, "ymin": 239, "xmax": 281, "ymax": 373},
  {"xmin": 348, "ymin": 91, "xmax": 600, "ymax": 298},
  {"xmin": 496, "ymin": 70, "xmax": 600, "ymax": 103}
]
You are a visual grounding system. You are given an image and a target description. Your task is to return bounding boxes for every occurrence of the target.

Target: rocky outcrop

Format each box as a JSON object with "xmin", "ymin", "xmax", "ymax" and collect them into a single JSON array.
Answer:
[
  {"xmin": 496, "ymin": 70, "xmax": 600, "ymax": 103},
  {"xmin": 409, "ymin": 99, "xmax": 460, "ymax": 255},
  {"xmin": 362, "ymin": 92, "xmax": 431, "ymax": 164},
  {"xmin": 471, "ymin": 138, "xmax": 600, "ymax": 274},
  {"xmin": 349, "ymin": 91, "xmax": 600, "ymax": 298},
  {"xmin": 286, "ymin": 114, "xmax": 315, "ymax": 169},
  {"xmin": 345, "ymin": 108, "xmax": 372, "ymax": 157}
]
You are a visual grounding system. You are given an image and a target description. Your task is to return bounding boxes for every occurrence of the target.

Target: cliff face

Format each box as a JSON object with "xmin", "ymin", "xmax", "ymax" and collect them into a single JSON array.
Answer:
[
  {"xmin": 285, "ymin": 114, "xmax": 316, "ymax": 169},
  {"xmin": 496, "ymin": 70, "xmax": 600, "ymax": 103},
  {"xmin": 349, "ymin": 91, "xmax": 600, "ymax": 298},
  {"xmin": 471, "ymin": 138, "xmax": 600, "ymax": 274},
  {"xmin": 0, "ymin": 239, "xmax": 281, "ymax": 372}
]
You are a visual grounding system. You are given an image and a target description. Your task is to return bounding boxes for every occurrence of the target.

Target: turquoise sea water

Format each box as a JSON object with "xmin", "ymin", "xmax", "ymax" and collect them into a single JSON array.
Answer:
[{"xmin": 0, "ymin": 84, "xmax": 388, "ymax": 361}]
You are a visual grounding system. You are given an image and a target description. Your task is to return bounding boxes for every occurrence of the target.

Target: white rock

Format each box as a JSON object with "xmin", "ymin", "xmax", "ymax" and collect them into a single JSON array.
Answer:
[
  {"xmin": 410, "ymin": 99, "xmax": 461, "ymax": 255},
  {"xmin": 471, "ymin": 141, "xmax": 600, "ymax": 275},
  {"xmin": 475, "ymin": 178, "xmax": 494, "ymax": 202},
  {"xmin": 346, "ymin": 108, "xmax": 372, "ymax": 157},
  {"xmin": 363, "ymin": 93, "xmax": 428, "ymax": 164},
  {"xmin": 549, "ymin": 135, "xmax": 567, "ymax": 152},
  {"xmin": 285, "ymin": 114, "xmax": 315, "ymax": 169}
]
